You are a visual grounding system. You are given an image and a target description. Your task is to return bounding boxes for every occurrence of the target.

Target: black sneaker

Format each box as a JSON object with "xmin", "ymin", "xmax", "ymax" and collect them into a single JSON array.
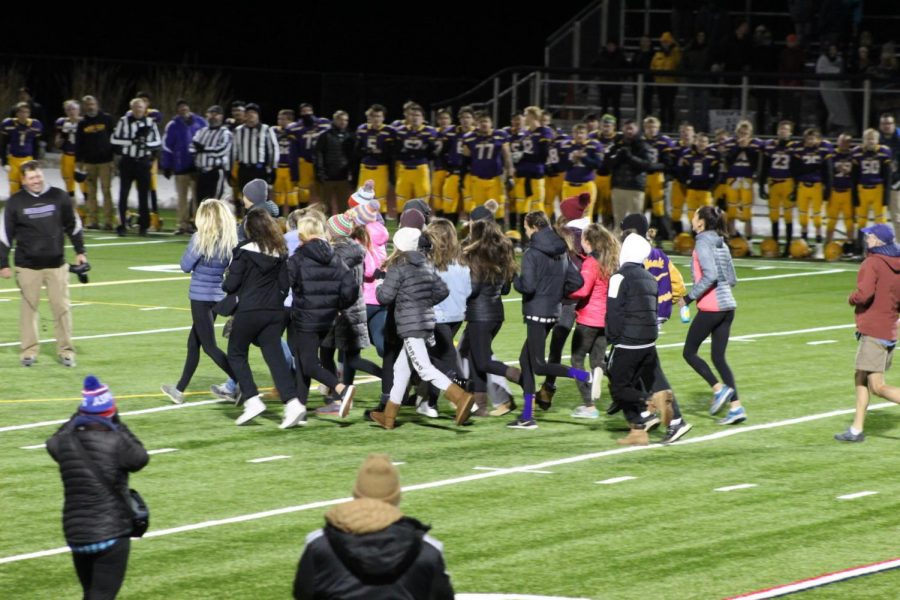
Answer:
[
  {"xmin": 606, "ymin": 400, "xmax": 622, "ymax": 415},
  {"xmin": 536, "ymin": 383, "xmax": 555, "ymax": 411},
  {"xmin": 661, "ymin": 421, "xmax": 693, "ymax": 444},
  {"xmin": 641, "ymin": 413, "xmax": 660, "ymax": 432},
  {"xmin": 507, "ymin": 417, "xmax": 538, "ymax": 430}
]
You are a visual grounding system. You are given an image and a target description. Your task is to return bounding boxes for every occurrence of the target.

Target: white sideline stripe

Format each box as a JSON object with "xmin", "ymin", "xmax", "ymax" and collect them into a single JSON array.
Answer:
[
  {"xmin": 457, "ymin": 595, "xmax": 593, "ymax": 600},
  {"xmin": 837, "ymin": 491, "xmax": 878, "ymax": 500},
  {"xmin": 0, "ymin": 401, "xmax": 896, "ymax": 565},
  {"xmin": 247, "ymin": 455, "xmax": 290, "ymax": 464},
  {"xmin": 20, "ymin": 443, "xmax": 46, "ymax": 450},
  {"xmin": 0, "ymin": 298, "xmax": 10, "ymax": 302},
  {"xmin": 139, "ymin": 307, "xmax": 169, "ymax": 311},
  {"xmin": 596, "ymin": 476, "xmax": 637, "ymax": 485},
  {"xmin": 715, "ymin": 483, "xmax": 758, "ymax": 492},
  {"xmin": 753, "ymin": 266, "xmax": 777, "ymax": 270},
  {"xmin": 65, "ymin": 240, "xmax": 180, "ymax": 249},
  {"xmin": 69, "ymin": 303, "xmax": 90, "ymax": 307},
  {"xmin": 807, "ymin": 340, "xmax": 838, "ymax": 346},
  {"xmin": 0, "ymin": 399, "xmax": 226, "ymax": 433},
  {"xmin": 499, "ymin": 268, "xmax": 849, "ymax": 302},
  {"xmin": 727, "ymin": 557, "xmax": 900, "ymax": 599},
  {"xmin": 473, "ymin": 466, "xmax": 553, "ymax": 474},
  {"xmin": 0, "ymin": 275, "xmax": 190, "ymax": 294},
  {"xmin": 0, "ymin": 323, "xmax": 220, "ymax": 348},
  {"xmin": 147, "ymin": 448, "xmax": 177, "ymax": 456},
  {"xmin": 0, "ymin": 322, "xmax": 856, "ymax": 431},
  {"xmin": 392, "ymin": 462, "xmax": 406, "ymax": 466},
  {"xmin": 94, "ymin": 236, "xmax": 119, "ymax": 240}
]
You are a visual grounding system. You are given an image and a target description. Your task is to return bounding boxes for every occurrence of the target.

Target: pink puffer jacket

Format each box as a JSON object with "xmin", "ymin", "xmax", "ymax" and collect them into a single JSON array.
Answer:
[{"xmin": 363, "ymin": 221, "xmax": 389, "ymax": 305}]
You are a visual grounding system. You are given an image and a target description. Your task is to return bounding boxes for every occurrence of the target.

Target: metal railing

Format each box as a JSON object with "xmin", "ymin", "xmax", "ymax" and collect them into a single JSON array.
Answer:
[{"xmin": 432, "ymin": 66, "xmax": 900, "ymax": 136}]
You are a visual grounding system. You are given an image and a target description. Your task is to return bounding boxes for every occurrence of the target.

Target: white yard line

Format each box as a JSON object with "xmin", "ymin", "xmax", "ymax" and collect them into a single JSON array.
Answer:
[
  {"xmin": 807, "ymin": 340, "xmax": 838, "ymax": 346},
  {"xmin": 147, "ymin": 448, "xmax": 178, "ymax": 456},
  {"xmin": 19, "ymin": 443, "xmax": 46, "ymax": 450},
  {"xmin": 0, "ymin": 324, "xmax": 213, "ymax": 348},
  {"xmin": 715, "ymin": 484, "xmax": 758, "ymax": 492},
  {"xmin": 596, "ymin": 476, "xmax": 638, "ymax": 485},
  {"xmin": 0, "ymin": 401, "xmax": 895, "ymax": 565},
  {"xmin": 139, "ymin": 307, "xmax": 170, "ymax": 311},
  {"xmin": 65, "ymin": 239, "xmax": 181, "ymax": 249},
  {"xmin": 837, "ymin": 491, "xmax": 878, "ymax": 500},
  {"xmin": 247, "ymin": 455, "xmax": 291, "ymax": 464},
  {"xmin": 473, "ymin": 466, "xmax": 553, "ymax": 474},
  {"xmin": 726, "ymin": 557, "xmax": 900, "ymax": 599},
  {"xmin": 0, "ymin": 275, "xmax": 190, "ymax": 294}
]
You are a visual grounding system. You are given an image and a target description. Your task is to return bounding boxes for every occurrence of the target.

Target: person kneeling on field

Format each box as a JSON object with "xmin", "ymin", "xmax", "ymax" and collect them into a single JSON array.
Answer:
[
  {"xmin": 835, "ymin": 224, "xmax": 900, "ymax": 442},
  {"xmin": 293, "ymin": 454, "xmax": 454, "ymax": 599}
]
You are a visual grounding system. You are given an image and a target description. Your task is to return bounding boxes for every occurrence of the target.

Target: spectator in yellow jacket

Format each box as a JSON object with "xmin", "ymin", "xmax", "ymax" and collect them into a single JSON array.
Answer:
[{"xmin": 650, "ymin": 32, "xmax": 682, "ymax": 129}]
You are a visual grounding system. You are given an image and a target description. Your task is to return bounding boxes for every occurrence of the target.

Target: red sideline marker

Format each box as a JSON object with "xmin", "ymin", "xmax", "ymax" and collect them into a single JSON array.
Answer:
[{"xmin": 726, "ymin": 557, "xmax": 900, "ymax": 599}]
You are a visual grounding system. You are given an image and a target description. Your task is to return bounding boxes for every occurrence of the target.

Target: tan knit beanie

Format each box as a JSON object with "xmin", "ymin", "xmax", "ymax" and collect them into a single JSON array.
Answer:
[{"xmin": 353, "ymin": 453, "xmax": 401, "ymax": 506}]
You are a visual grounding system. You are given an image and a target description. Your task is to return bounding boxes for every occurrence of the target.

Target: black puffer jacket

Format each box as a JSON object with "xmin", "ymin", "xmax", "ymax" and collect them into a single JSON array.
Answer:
[
  {"xmin": 293, "ymin": 498, "xmax": 454, "ymax": 600},
  {"xmin": 222, "ymin": 241, "xmax": 288, "ymax": 313},
  {"xmin": 288, "ymin": 238, "xmax": 359, "ymax": 334},
  {"xmin": 46, "ymin": 416, "xmax": 149, "ymax": 545},
  {"xmin": 607, "ymin": 234, "xmax": 659, "ymax": 346},
  {"xmin": 514, "ymin": 227, "xmax": 584, "ymax": 319},
  {"xmin": 607, "ymin": 135, "xmax": 660, "ymax": 191},
  {"xmin": 466, "ymin": 278, "xmax": 511, "ymax": 323},
  {"xmin": 323, "ymin": 239, "xmax": 370, "ymax": 350},
  {"xmin": 376, "ymin": 251, "xmax": 449, "ymax": 339}
]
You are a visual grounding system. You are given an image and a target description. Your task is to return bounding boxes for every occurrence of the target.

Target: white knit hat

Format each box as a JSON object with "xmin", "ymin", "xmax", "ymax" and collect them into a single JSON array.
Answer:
[{"xmin": 393, "ymin": 227, "xmax": 421, "ymax": 252}]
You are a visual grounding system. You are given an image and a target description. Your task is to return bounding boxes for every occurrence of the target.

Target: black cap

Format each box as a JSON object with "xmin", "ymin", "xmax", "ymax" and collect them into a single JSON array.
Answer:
[
  {"xmin": 207, "ymin": 105, "xmax": 224, "ymax": 115},
  {"xmin": 244, "ymin": 103, "xmax": 260, "ymax": 114},
  {"xmin": 620, "ymin": 213, "xmax": 649, "ymax": 236}
]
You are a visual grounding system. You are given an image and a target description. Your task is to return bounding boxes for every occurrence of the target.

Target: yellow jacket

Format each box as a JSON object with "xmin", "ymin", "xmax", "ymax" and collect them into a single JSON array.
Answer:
[{"xmin": 651, "ymin": 46, "xmax": 682, "ymax": 83}]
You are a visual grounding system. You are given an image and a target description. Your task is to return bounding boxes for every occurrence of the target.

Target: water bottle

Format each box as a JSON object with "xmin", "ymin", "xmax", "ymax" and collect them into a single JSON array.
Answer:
[{"xmin": 680, "ymin": 304, "xmax": 691, "ymax": 324}]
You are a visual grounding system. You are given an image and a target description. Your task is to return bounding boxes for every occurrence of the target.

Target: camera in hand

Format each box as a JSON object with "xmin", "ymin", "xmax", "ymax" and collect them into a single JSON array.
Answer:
[{"xmin": 69, "ymin": 262, "xmax": 91, "ymax": 284}]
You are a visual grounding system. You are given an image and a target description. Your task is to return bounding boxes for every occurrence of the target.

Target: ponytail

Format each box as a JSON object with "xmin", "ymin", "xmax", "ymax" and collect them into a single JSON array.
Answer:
[{"xmin": 696, "ymin": 205, "xmax": 728, "ymax": 237}]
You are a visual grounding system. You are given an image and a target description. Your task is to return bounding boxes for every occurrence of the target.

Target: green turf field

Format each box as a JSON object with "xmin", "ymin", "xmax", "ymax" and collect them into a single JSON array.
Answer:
[{"xmin": 1, "ymin": 218, "xmax": 897, "ymax": 599}]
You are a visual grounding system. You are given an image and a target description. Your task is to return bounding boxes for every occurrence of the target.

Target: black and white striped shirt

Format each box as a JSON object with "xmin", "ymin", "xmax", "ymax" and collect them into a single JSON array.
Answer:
[
  {"xmin": 191, "ymin": 125, "xmax": 233, "ymax": 170},
  {"xmin": 110, "ymin": 114, "xmax": 161, "ymax": 159},
  {"xmin": 231, "ymin": 123, "xmax": 279, "ymax": 169}
]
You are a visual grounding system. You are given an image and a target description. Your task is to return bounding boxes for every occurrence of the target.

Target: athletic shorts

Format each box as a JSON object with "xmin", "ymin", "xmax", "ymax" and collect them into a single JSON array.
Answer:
[{"xmin": 855, "ymin": 335, "xmax": 894, "ymax": 373}]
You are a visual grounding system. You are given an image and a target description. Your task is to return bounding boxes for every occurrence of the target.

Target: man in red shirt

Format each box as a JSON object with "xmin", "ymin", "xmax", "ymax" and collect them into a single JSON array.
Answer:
[{"xmin": 836, "ymin": 224, "xmax": 900, "ymax": 442}]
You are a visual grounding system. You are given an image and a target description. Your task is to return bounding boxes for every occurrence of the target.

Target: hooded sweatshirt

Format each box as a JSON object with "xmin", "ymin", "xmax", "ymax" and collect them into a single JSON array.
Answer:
[
  {"xmin": 221, "ymin": 240, "xmax": 288, "ymax": 312},
  {"xmin": 514, "ymin": 226, "xmax": 584, "ymax": 319},
  {"xmin": 606, "ymin": 233, "xmax": 658, "ymax": 347},
  {"xmin": 293, "ymin": 498, "xmax": 454, "ymax": 600},
  {"xmin": 850, "ymin": 245, "xmax": 900, "ymax": 341}
]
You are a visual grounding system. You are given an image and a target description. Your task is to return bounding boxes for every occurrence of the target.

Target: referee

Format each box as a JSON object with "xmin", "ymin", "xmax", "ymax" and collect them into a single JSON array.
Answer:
[
  {"xmin": 111, "ymin": 98, "xmax": 161, "ymax": 236},
  {"xmin": 191, "ymin": 105, "xmax": 233, "ymax": 202},
  {"xmin": 231, "ymin": 103, "xmax": 278, "ymax": 215}
]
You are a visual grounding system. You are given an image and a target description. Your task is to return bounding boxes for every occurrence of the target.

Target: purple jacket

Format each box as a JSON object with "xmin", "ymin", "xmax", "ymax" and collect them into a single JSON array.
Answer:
[{"xmin": 161, "ymin": 113, "xmax": 208, "ymax": 174}]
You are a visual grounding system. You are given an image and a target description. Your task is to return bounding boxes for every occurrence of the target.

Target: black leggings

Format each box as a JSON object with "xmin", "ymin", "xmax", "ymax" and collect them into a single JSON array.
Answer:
[
  {"xmin": 608, "ymin": 345, "xmax": 658, "ymax": 425},
  {"xmin": 683, "ymin": 310, "xmax": 738, "ymax": 399},
  {"xmin": 570, "ymin": 323, "xmax": 606, "ymax": 404},
  {"xmin": 227, "ymin": 310, "xmax": 296, "ymax": 402},
  {"xmin": 464, "ymin": 320, "xmax": 512, "ymax": 393},
  {"xmin": 176, "ymin": 300, "xmax": 235, "ymax": 391},
  {"xmin": 320, "ymin": 347, "xmax": 383, "ymax": 387},
  {"xmin": 543, "ymin": 303, "xmax": 576, "ymax": 388},
  {"xmin": 72, "ymin": 537, "xmax": 130, "ymax": 600},
  {"xmin": 519, "ymin": 320, "xmax": 573, "ymax": 396},
  {"xmin": 295, "ymin": 330, "xmax": 339, "ymax": 404}
]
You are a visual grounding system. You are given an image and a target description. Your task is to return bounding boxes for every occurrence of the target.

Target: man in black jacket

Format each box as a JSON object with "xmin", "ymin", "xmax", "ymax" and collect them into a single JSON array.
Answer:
[
  {"xmin": 294, "ymin": 453, "xmax": 454, "ymax": 599},
  {"xmin": 47, "ymin": 375, "xmax": 149, "ymax": 600},
  {"xmin": 608, "ymin": 120, "xmax": 660, "ymax": 227},
  {"xmin": 76, "ymin": 96, "xmax": 116, "ymax": 230},
  {"xmin": 0, "ymin": 161, "xmax": 86, "ymax": 367},
  {"xmin": 315, "ymin": 110, "xmax": 356, "ymax": 215},
  {"xmin": 606, "ymin": 232, "xmax": 671, "ymax": 445}
]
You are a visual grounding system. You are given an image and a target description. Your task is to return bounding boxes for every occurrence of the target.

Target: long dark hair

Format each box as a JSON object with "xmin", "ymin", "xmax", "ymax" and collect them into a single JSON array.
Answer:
[
  {"xmin": 462, "ymin": 220, "xmax": 517, "ymax": 284},
  {"xmin": 244, "ymin": 209, "xmax": 287, "ymax": 256},
  {"xmin": 695, "ymin": 205, "xmax": 728, "ymax": 237}
]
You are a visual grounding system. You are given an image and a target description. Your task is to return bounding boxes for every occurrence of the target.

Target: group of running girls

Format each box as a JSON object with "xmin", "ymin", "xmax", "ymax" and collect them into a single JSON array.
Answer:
[{"xmin": 160, "ymin": 179, "xmax": 742, "ymax": 443}]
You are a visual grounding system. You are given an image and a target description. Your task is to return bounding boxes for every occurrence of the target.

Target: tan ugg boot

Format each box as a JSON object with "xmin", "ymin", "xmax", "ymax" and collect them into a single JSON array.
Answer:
[
  {"xmin": 371, "ymin": 401, "xmax": 400, "ymax": 430},
  {"xmin": 617, "ymin": 426, "xmax": 650, "ymax": 446},
  {"xmin": 444, "ymin": 384, "xmax": 475, "ymax": 425}
]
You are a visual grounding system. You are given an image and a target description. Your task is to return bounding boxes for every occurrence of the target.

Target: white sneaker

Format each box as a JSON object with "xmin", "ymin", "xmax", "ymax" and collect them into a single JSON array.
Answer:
[
  {"xmin": 338, "ymin": 385, "xmax": 355, "ymax": 418},
  {"xmin": 814, "ymin": 243, "xmax": 824, "ymax": 260},
  {"xmin": 590, "ymin": 367, "xmax": 603, "ymax": 402},
  {"xmin": 235, "ymin": 395, "xmax": 266, "ymax": 425},
  {"xmin": 317, "ymin": 383, "xmax": 330, "ymax": 396},
  {"xmin": 160, "ymin": 384, "xmax": 184, "ymax": 405},
  {"xmin": 279, "ymin": 399, "xmax": 307, "ymax": 429},
  {"xmin": 416, "ymin": 402, "xmax": 439, "ymax": 418}
]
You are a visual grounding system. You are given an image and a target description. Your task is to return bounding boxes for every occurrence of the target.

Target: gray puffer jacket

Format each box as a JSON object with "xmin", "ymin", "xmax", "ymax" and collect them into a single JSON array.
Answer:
[
  {"xmin": 46, "ymin": 416, "xmax": 149, "ymax": 545},
  {"xmin": 376, "ymin": 251, "xmax": 449, "ymax": 339},
  {"xmin": 323, "ymin": 239, "xmax": 370, "ymax": 350}
]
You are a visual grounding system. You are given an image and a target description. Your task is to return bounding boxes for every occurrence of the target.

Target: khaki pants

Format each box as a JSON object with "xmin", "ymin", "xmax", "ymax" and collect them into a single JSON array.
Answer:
[
  {"xmin": 321, "ymin": 180, "xmax": 352, "ymax": 214},
  {"xmin": 175, "ymin": 173, "xmax": 198, "ymax": 230},
  {"xmin": 612, "ymin": 188, "xmax": 646, "ymax": 229},
  {"xmin": 85, "ymin": 162, "xmax": 114, "ymax": 227},
  {"xmin": 16, "ymin": 265, "xmax": 73, "ymax": 360}
]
